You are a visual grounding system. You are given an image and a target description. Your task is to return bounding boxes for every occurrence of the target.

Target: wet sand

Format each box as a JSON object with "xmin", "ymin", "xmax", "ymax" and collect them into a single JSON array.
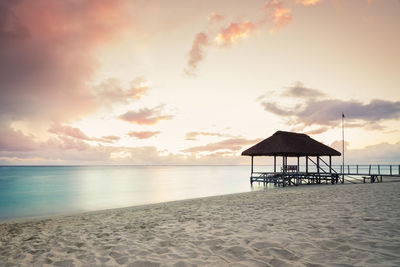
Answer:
[{"xmin": 1, "ymin": 182, "xmax": 400, "ymax": 266}]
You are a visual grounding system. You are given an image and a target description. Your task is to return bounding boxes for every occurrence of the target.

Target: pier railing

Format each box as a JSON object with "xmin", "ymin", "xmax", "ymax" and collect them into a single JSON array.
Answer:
[{"xmin": 252, "ymin": 164, "xmax": 400, "ymax": 177}]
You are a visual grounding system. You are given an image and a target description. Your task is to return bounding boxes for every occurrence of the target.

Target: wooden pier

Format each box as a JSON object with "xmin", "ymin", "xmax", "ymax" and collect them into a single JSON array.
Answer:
[
  {"xmin": 242, "ymin": 131, "xmax": 400, "ymax": 187},
  {"xmin": 249, "ymin": 164, "xmax": 400, "ymax": 187}
]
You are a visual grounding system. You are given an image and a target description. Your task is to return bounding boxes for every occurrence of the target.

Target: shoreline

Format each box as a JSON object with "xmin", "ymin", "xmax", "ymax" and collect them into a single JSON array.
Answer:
[{"xmin": 1, "ymin": 183, "xmax": 400, "ymax": 266}]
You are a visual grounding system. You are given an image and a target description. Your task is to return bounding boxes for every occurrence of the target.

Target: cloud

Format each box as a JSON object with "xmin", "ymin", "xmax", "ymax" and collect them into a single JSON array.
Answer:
[
  {"xmin": 128, "ymin": 131, "xmax": 160, "ymax": 139},
  {"xmin": 281, "ymin": 82, "xmax": 326, "ymax": 98},
  {"xmin": 296, "ymin": 0, "xmax": 322, "ymax": 6},
  {"xmin": 304, "ymin": 127, "xmax": 330, "ymax": 135},
  {"xmin": 215, "ymin": 21, "xmax": 256, "ymax": 46},
  {"xmin": 264, "ymin": 0, "xmax": 293, "ymax": 32},
  {"xmin": 181, "ymin": 138, "xmax": 261, "ymax": 153},
  {"xmin": 119, "ymin": 105, "xmax": 174, "ymax": 125},
  {"xmin": 185, "ymin": 1, "xmax": 294, "ymax": 74},
  {"xmin": 101, "ymin": 136, "xmax": 120, "ymax": 142},
  {"xmin": 49, "ymin": 123, "xmax": 120, "ymax": 144},
  {"xmin": 49, "ymin": 124, "xmax": 92, "ymax": 141},
  {"xmin": 185, "ymin": 32, "xmax": 210, "ymax": 75},
  {"xmin": 0, "ymin": 125, "xmax": 37, "ymax": 152},
  {"xmin": 208, "ymin": 12, "xmax": 225, "ymax": 23},
  {"xmin": 94, "ymin": 77, "xmax": 149, "ymax": 107},
  {"xmin": 0, "ymin": 0, "xmax": 131, "ymax": 122},
  {"xmin": 185, "ymin": 131, "xmax": 228, "ymax": 141},
  {"xmin": 331, "ymin": 140, "xmax": 400, "ymax": 164},
  {"xmin": 259, "ymin": 83, "xmax": 400, "ymax": 131}
]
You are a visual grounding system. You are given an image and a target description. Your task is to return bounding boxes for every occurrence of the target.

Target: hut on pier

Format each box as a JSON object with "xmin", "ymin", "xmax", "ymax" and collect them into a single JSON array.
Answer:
[{"xmin": 242, "ymin": 131, "xmax": 342, "ymax": 186}]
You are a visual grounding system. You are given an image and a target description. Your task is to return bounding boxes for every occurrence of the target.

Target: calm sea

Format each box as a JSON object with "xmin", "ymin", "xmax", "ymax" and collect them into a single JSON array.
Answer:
[{"xmin": 0, "ymin": 165, "xmax": 266, "ymax": 221}]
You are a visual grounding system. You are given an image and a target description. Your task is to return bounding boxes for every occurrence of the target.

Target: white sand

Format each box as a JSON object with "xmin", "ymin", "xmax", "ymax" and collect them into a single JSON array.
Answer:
[{"xmin": 1, "ymin": 182, "xmax": 400, "ymax": 266}]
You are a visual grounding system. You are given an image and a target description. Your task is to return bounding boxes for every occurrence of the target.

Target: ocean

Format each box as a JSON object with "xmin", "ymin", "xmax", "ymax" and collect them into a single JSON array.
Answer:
[{"xmin": 0, "ymin": 165, "xmax": 265, "ymax": 220}]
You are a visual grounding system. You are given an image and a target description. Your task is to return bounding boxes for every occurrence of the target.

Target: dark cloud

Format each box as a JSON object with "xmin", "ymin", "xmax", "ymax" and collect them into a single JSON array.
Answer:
[
  {"xmin": 119, "ymin": 105, "xmax": 174, "ymax": 125},
  {"xmin": 259, "ymin": 83, "xmax": 400, "ymax": 132},
  {"xmin": 0, "ymin": 0, "xmax": 130, "ymax": 121}
]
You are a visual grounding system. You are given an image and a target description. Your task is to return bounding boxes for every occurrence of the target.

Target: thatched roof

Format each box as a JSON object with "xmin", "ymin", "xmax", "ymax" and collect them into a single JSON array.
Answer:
[{"xmin": 241, "ymin": 131, "xmax": 341, "ymax": 157}]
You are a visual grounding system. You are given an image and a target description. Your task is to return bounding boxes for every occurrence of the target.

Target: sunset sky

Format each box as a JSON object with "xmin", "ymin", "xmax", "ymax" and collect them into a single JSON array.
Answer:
[{"xmin": 1, "ymin": 0, "xmax": 399, "ymax": 165}]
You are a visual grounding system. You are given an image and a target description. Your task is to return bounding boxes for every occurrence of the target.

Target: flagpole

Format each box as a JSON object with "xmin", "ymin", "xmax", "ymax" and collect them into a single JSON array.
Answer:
[{"xmin": 342, "ymin": 113, "xmax": 345, "ymax": 183}]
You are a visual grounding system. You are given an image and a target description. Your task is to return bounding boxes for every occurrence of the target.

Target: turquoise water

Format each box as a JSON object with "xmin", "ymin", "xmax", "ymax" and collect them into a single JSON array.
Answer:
[{"xmin": 0, "ymin": 166, "xmax": 259, "ymax": 220}]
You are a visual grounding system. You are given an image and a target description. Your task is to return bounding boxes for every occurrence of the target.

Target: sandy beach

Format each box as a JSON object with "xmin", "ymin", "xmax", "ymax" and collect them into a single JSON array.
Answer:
[{"xmin": 1, "ymin": 182, "xmax": 400, "ymax": 266}]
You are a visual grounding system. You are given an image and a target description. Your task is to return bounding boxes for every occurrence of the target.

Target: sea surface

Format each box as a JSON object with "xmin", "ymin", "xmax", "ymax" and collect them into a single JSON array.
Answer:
[{"xmin": 0, "ymin": 165, "xmax": 265, "ymax": 220}]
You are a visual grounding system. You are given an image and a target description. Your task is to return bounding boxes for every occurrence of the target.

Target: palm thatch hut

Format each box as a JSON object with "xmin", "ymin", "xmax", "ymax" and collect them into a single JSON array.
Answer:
[{"xmin": 242, "ymin": 131, "xmax": 341, "ymax": 185}]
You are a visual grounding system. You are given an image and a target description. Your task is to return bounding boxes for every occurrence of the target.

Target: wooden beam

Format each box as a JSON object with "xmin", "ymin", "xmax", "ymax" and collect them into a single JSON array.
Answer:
[{"xmin": 274, "ymin": 155, "xmax": 276, "ymax": 173}]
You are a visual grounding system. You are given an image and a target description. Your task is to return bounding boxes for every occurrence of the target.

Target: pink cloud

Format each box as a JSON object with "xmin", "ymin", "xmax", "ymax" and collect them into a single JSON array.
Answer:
[
  {"xmin": 0, "ymin": 0, "xmax": 131, "ymax": 122},
  {"xmin": 182, "ymin": 138, "xmax": 262, "ymax": 153},
  {"xmin": 208, "ymin": 12, "xmax": 225, "ymax": 23},
  {"xmin": 49, "ymin": 124, "xmax": 92, "ymax": 141},
  {"xmin": 185, "ymin": 131, "xmax": 228, "ymax": 141},
  {"xmin": 185, "ymin": 32, "xmax": 210, "ymax": 75},
  {"xmin": 94, "ymin": 77, "xmax": 149, "ymax": 107},
  {"xmin": 128, "ymin": 131, "xmax": 160, "ymax": 139},
  {"xmin": 119, "ymin": 105, "xmax": 174, "ymax": 125}
]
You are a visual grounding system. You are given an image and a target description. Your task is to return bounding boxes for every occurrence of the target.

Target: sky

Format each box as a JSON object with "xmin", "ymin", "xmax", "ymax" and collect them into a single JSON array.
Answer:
[{"xmin": 0, "ymin": 0, "xmax": 400, "ymax": 165}]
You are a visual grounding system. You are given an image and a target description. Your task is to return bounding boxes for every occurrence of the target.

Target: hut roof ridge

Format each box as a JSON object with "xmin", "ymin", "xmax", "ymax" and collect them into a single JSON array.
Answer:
[{"xmin": 241, "ymin": 130, "xmax": 341, "ymax": 157}]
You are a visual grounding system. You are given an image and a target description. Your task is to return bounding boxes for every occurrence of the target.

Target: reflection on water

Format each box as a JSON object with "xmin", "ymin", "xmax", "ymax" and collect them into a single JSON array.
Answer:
[{"xmin": 0, "ymin": 166, "xmax": 271, "ymax": 220}]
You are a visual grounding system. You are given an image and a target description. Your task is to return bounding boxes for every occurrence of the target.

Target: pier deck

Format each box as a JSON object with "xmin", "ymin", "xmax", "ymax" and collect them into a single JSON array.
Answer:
[{"xmin": 250, "ymin": 164, "xmax": 400, "ymax": 186}]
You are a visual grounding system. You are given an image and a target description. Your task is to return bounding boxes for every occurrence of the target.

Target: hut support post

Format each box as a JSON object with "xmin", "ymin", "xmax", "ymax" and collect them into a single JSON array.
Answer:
[
  {"xmin": 251, "ymin": 156, "xmax": 253, "ymax": 175},
  {"xmin": 329, "ymin": 156, "xmax": 332, "ymax": 174},
  {"xmin": 274, "ymin": 155, "xmax": 276, "ymax": 173},
  {"xmin": 282, "ymin": 156, "xmax": 285, "ymax": 174},
  {"xmin": 297, "ymin": 156, "xmax": 300, "ymax": 173},
  {"xmin": 306, "ymin": 156, "xmax": 308, "ymax": 174}
]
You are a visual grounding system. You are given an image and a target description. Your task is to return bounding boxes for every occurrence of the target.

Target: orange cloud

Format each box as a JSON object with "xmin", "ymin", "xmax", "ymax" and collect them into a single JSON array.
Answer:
[
  {"xmin": 296, "ymin": 0, "xmax": 322, "ymax": 5},
  {"xmin": 128, "ymin": 131, "xmax": 160, "ymax": 139},
  {"xmin": 264, "ymin": 0, "xmax": 293, "ymax": 31},
  {"xmin": 216, "ymin": 21, "xmax": 255, "ymax": 46}
]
